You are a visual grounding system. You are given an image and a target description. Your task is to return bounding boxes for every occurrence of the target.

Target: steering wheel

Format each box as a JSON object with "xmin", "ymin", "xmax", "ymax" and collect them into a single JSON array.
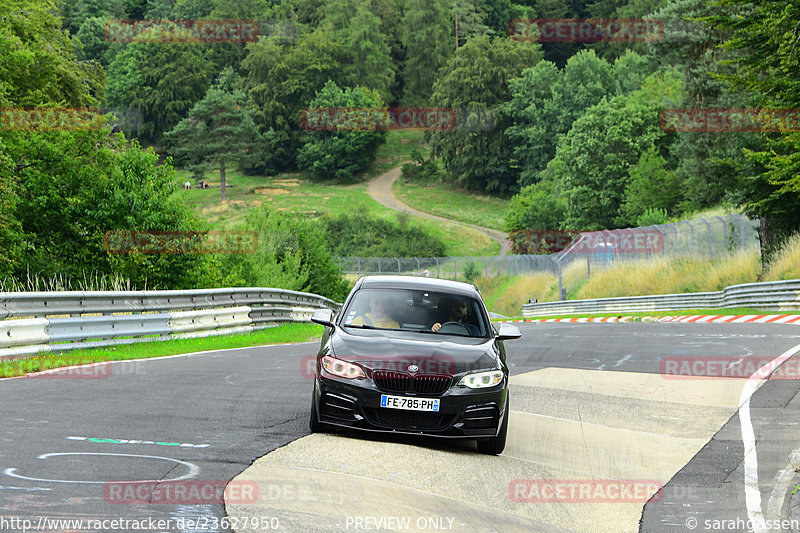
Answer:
[{"xmin": 436, "ymin": 321, "xmax": 470, "ymax": 334}]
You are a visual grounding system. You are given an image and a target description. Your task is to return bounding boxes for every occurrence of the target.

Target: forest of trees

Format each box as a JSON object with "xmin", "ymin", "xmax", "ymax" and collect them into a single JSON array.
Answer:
[{"xmin": 1, "ymin": 0, "xmax": 798, "ymax": 296}]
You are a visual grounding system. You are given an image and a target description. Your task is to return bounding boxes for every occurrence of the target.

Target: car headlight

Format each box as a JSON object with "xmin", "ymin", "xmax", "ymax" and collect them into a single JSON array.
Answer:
[
  {"xmin": 458, "ymin": 370, "xmax": 504, "ymax": 389},
  {"xmin": 321, "ymin": 355, "xmax": 365, "ymax": 379}
]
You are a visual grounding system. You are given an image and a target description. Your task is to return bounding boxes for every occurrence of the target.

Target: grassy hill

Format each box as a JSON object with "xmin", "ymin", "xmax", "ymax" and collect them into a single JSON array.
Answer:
[{"xmin": 174, "ymin": 131, "xmax": 506, "ymax": 256}]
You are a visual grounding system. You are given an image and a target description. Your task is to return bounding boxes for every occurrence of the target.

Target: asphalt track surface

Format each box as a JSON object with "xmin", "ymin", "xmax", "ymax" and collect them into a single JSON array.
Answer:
[{"xmin": 1, "ymin": 323, "xmax": 800, "ymax": 533}]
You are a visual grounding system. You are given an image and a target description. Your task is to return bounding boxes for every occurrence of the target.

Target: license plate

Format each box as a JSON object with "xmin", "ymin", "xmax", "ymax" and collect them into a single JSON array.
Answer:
[{"xmin": 380, "ymin": 395, "xmax": 440, "ymax": 412}]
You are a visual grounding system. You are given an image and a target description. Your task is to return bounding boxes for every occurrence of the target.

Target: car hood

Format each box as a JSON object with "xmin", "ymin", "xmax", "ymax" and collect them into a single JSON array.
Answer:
[{"xmin": 330, "ymin": 329, "xmax": 498, "ymax": 374}]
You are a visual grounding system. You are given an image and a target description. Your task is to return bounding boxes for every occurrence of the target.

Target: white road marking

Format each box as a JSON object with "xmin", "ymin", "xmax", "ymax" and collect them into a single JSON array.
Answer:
[
  {"xmin": 739, "ymin": 343, "xmax": 800, "ymax": 533},
  {"xmin": 4, "ymin": 452, "xmax": 199, "ymax": 484}
]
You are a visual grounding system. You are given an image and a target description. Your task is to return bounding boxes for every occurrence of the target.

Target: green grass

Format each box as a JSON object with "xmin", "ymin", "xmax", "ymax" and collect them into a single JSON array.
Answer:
[
  {"xmin": 393, "ymin": 180, "xmax": 508, "ymax": 231},
  {"xmin": 174, "ymin": 131, "xmax": 500, "ymax": 256},
  {"xmin": 363, "ymin": 130, "xmax": 427, "ymax": 180},
  {"xmin": 0, "ymin": 323, "xmax": 323, "ymax": 378}
]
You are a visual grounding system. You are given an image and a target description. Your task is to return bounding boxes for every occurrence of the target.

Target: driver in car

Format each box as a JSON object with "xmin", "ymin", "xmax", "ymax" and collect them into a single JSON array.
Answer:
[
  {"xmin": 351, "ymin": 294, "xmax": 399, "ymax": 329},
  {"xmin": 432, "ymin": 297, "xmax": 479, "ymax": 335}
]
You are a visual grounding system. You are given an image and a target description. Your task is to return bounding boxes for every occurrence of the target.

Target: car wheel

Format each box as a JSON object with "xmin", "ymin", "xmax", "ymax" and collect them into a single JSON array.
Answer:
[
  {"xmin": 477, "ymin": 398, "xmax": 508, "ymax": 455},
  {"xmin": 309, "ymin": 387, "xmax": 324, "ymax": 433}
]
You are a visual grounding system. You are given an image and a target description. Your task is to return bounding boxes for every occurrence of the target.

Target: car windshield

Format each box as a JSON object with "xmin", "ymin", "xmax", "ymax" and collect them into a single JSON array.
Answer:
[{"xmin": 341, "ymin": 288, "xmax": 490, "ymax": 337}]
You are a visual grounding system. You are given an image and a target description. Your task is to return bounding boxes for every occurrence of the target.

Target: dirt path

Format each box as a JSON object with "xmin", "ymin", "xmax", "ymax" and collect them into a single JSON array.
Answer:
[{"xmin": 367, "ymin": 165, "xmax": 511, "ymax": 256}]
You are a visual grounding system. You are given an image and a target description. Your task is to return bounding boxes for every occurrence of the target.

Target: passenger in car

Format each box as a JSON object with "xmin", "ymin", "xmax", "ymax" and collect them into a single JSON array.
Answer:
[
  {"xmin": 352, "ymin": 294, "xmax": 399, "ymax": 329},
  {"xmin": 432, "ymin": 297, "xmax": 479, "ymax": 335}
]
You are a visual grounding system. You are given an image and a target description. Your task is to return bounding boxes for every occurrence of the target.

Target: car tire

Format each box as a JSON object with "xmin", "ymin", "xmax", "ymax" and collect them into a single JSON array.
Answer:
[
  {"xmin": 309, "ymin": 388, "xmax": 324, "ymax": 433},
  {"xmin": 477, "ymin": 398, "xmax": 508, "ymax": 455}
]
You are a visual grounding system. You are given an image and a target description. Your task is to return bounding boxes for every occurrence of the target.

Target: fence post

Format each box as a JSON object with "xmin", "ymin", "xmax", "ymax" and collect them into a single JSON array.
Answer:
[
  {"xmin": 672, "ymin": 224, "xmax": 678, "ymax": 254},
  {"xmin": 681, "ymin": 221, "xmax": 695, "ymax": 255},
  {"xmin": 416, "ymin": 258, "xmax": 421, "ymax": 275},
  {"xmin": 435, "ymin": 257, "xmax": 440, "ymax": 277},
  {"xmin": 715, "ymin": 216, "xmax": 728, "ymax": 251},
  {"xmin": 736, "ymin": 214, "xmax": 746, "ymax": 249},
  {"xmin": 700, "ymin": 218, "xmax": 712, "ymax": 258}
]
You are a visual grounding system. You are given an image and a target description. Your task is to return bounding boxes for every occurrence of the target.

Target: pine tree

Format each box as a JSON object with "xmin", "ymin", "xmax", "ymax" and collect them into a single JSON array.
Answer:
[{"xmin": 165, "ymin": 68, "xmax": 260, "ymax": 201}]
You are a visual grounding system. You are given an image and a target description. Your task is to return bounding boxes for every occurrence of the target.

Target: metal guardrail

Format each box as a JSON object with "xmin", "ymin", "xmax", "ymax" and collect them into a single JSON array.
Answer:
[
  {"xmin": 0, "ymin": 288, "xmax": 341, "ymax": 358},
  {"xmin": 521, "ymin": 280, "xmax": 800, "ymax": 317}
]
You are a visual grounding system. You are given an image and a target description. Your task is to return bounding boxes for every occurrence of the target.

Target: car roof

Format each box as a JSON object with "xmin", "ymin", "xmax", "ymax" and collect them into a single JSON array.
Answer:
[{"xmin": 355, "ymin": 275, "xmax": 480, "ymax": 298}]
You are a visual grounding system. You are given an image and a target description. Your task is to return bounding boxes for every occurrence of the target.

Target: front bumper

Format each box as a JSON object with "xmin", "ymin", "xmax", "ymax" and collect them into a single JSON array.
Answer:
[{"xmin": 312, "ymin": 375, "xmax": 508, "ymax": 439}]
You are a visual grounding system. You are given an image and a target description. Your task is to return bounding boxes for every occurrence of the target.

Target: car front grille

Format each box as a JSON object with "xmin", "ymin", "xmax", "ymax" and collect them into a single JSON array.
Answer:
[
  {"xmin": 372, "ymin": 371, "xmax": 451, "ymax": 396},
  {"xmin": 368, "ymin": 409, "xmax": 452, "ymax": 431}
]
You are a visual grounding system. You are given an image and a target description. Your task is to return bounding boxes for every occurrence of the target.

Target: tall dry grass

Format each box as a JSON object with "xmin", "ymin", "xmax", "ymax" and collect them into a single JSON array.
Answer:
[
  {"xmin": 476, "ymin": 272, "xmax": 558, "ymax": 317},
  {"xmin": 574, "ymin": 249, "xmax": 762, "ymax": 299},
  {"xmin": 763, "ymin": 232, "xmax": 800, "ymax": 281}
]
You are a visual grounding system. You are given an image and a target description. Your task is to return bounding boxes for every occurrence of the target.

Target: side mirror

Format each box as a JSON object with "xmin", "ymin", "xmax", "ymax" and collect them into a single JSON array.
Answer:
[
  {"xmin": 496, "ymin": 323, "xmax": 521, "ymax": 341},
  {"xmin": 311, "ymin": 308, "xmax": 335, "ymax": 328}
]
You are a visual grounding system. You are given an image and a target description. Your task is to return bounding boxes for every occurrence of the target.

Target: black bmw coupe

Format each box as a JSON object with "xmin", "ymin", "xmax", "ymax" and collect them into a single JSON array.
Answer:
[{"xmin": 309, "ymin": 275, "xmax": 521, "ymax": 454}]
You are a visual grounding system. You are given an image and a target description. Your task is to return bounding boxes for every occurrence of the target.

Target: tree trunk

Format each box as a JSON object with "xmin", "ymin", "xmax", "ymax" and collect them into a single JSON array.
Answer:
[{"xmin": 219, "ymin": 160, "xmax": 226, "ymax": 202}]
